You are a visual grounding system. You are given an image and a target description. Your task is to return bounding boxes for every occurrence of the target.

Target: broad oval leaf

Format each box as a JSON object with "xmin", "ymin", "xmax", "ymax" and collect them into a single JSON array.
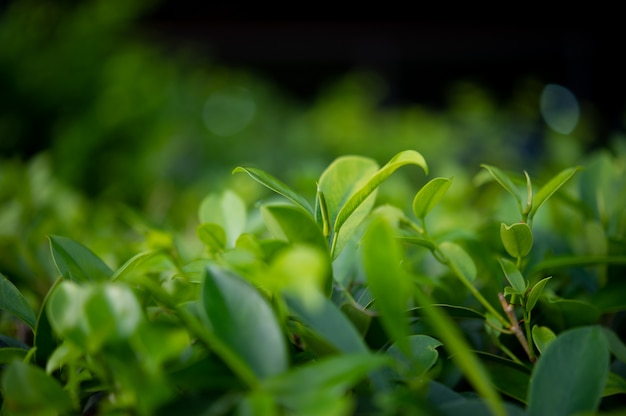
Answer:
[
  {"xmin": 0, "ymin": 272, "xmax": 37, "ymax": 329},
  {"xmin": 481, "ymin": 164, "xmax": 523, "ymax": 206},
  {"xmin": 1, "ymin": 360, "xmax": 74, "ymax": 414},
  {"xmin": 526, "ymin": 276, "xmax": 551, "ymax": 312},
  {"xmin": 529, "ymin": 166, "xmax": 582, "ymax": 218},
  {"xmin": 197, "ymin": 223, "xmax": 227, "ymax": 253},
  {"xmin": 261, "ymin": 204, "xmax": 328, "ymax": 252},
  {"xmin": 499, "ymin": 258, "xmax": 527, "ymax": 293},
  {"xmin": 531, "ymin": 325, "xmax": 556, "ymax": 354},
  {"xmin": 233, "ymin": 166, "xmax": 314, "ymax": 214},
  {"xmin": 362, "ymin": 215, "xmax": 412, "ymax": 356},
  {"xmin": 439, "ymin": 241, "xmax": 476, "ymax": 284},
  {"xmin": 528, "ymin": 326, "xmax": 609, "ymax": 416},
  {"xmin": 111, "ymin": 250, "xmax": 165, "ymax": 281},
  {"xmin": 500, "ymin": 222, "xmax": 533, "ymax": 258},
  {"xmin": 412, "ymin": 177, "xmax": 452, "ymax": 219},
  {"xmin": 46, "ymin": 281, "xmax": 89, "ymax": 347},
  {"xmin": 202, "ymin": 265, "xmax": 288, "ymax": 379},
  {"xmin": 49, "ymin": 235, "xmax": 113, "ymax": 282},
  {"xmin": 198, "ymin": 190, "xmax": 247, "ymax": 247}
]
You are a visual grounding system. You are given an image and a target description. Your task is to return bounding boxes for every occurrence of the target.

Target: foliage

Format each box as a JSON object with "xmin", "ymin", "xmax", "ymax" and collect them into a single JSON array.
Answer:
[{"xmin": 1, "ymin": 148, "xmax": 626, "ymax": 415}]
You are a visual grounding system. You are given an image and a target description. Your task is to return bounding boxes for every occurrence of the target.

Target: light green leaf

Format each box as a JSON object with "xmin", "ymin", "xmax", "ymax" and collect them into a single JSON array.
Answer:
[
  {"xmin": 526, "ymin": 276, "xmax": 551, "ymax": 312},
  {"xmin": 1, "ymin": 360, "xmax": 75, "ymax": 415},
  {"xmin": 49, "ymin": 235, "xmax": 113, "ymax": 282},
  {"xmin": 202, "ymin": 265, "xmax": 287, "ymax": 379},
  {"xmin": 197, "ymin": 223, "xmax": 227, "ymax": 253},
  {"xmin": 499, "ymin": 258, "xmax": 527, "ymax": 293},
  {"xmin": 412, "ymin": 177, "xmax": 452, "ymax": 219},
  {"xmin": 362, "ymin": 215, "xmax": 412, "ymax": 356},
  {"xmin": 500, "ymin": 222, "xmax": 533, "ymax": 258},
  {"xmin": 603, "ymin": 372, "xmax": 626, "ymax": 397},
  {"xmin": 528, "ymin": 326, "xmax": 609, "ymax": 416},
  {"xmin": 531, "ymin": 325, "xmax": 556, "ymax": 354},
  {"xmin": 0, "ymin": 272, "xmax": 37, "ymax": 329},
  {"xmin": 387, "ymin": 335, "xmax": 442, "ymax": 379},
  {"xmin": 111, "ymin": 250, "xmax": 165, "ymax": 281},
  {"xmin": 439, "ymin": 242, "xmax": 476, "ymax": 284},
  {"xmin": 285, "ymin": 291, "xmax": 368, "ymax": 354},
  {"xmin": 233, "ymin": 166, "xmax": 314, "ymax": 214},
  {"xmin": 198, "ymin": 190, "xmax": 247, "ymax": 247},
  {"xmin": 481, "ymin": 164, "xmax": 523, "ymax": 206},
  {"xmin": 261, "ymin": 204, "xmax": 329, "ymax": 252},
  {"xmin": 529, "ymin": 166, "xmax": 582, "ymax": 218}
]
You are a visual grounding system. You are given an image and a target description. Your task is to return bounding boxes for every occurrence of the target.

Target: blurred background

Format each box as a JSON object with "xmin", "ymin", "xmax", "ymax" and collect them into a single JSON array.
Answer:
[{"xmin": 1, "ymin": 0, "xmax": 625, "ymax": 290}]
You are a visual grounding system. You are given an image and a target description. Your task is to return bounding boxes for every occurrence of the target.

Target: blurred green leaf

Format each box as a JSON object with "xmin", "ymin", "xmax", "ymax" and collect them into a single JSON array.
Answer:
[
  {"xmin": 111, "ymin": 250, "xmax": 165, "ymax": 281},
  {"xmin": 500, "ymin": 222, "xmax": 533, "ymax": 258},
  {"xmin": 49, "ymin": 235, "xmax": 112, "ymax": 282},
  {"xmin": 439, "ymin": 242, "xmax": 476, "ymax": 284},
  {"xmin": 261, "ymin": 204, "xmax": 328, "ymax": 252},
  {"xmin": 198, "ymin": 190, "xmax": 247, "ymax": 247},
  {"xmin": 603, "ymin": 372, "xmax": 626, "ymax": 397},
  {"xmin": 528, "ymin": 326, "xmax": 609, "ymax": 416},
  {"xmin": 0, "ymin": 272, "xmax": 37, "ymax": 329},
  {"xmin": 412, "ymin": 177, "xmax": 452, "ymax": 219},
  {"xmin": 1, "ymin": 360, "xmax": 75, "ymax": 415},
  {"xmin": 499, "ymin": 258, "xmax": 527, "ymax": 293},
  {"xmin": 531, "ymin": 325, "xmax": 556, "ymax": 354},
  {"xmin": 481, "ymin": 164, "xmax": 523, "ymax": 207},
  {"xmin": 600, "ymin": 327, "xmax": 626, "ymax": 364},
  {"xmin": 362, "ymin": 215, "xmax": 412, "ymax": 356},
  {"xmin": 477, "ymin": 352, "xmax": 531, "ymax": 403},
  {"xmin": 202, "ymin": 265, "xmax": 287, "ymax": 379},
  {"xmin": 197, "ymin": 223, "xmax": 227, "ymax": 253},
  {"xmin": 233, "ymin": 167, "xmax": 314, "ymax": 215},
  {"xmin": 529, "ymin": 166, "xmax": 582, "ymax": 218},
  {"xmin": 387, "ymin": 335, "xmax": 442, "ymax": 379}
]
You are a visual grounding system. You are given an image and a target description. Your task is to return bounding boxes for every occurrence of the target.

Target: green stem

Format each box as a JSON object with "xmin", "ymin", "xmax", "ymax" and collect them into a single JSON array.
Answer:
[{"xmin": 522, "ymin": 309, "xmax": 536, "ymax": 362}]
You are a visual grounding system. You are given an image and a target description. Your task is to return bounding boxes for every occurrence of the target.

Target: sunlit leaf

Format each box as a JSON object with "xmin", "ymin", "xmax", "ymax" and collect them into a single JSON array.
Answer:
[
  {"xmin": 197, "ymin": 223, "xmax": 227, "ymax": 253},
  {"xmin": 202, "ymin": 265, "xmax": 287, "ymax": 379},
  {"xmin": 412, "ymin": 177, "xmax": 452, "ymax": 219},
  {"xmin": 49, "ymin": 235, "xmax": 112, "ymax": 282},
  {"xmin": 233, "ymin": 166, "xmax": 314, "ymax": 214},
  {"xmin": 529, "ymin": 166, "xmax": 582, "ymax": 218},
  {"xmin": 111, "ymin": 250, "xmax": 165, "ymax": 281},
  {"xmin": 0, "ymin": 272, "xmax": 37, "ymax": 329},
  {"xmin": 198, "ymin": 190, "xmax": 247, "ymax": 247},
  {"xmin": 261, "ymin": 204, "xmax": 328, "ymax": 252},
  {"xmin": 500, "ymin": 222, "xmax": 533, "ymax": 258},
  {"xmin": 362, "ymin": 215, "xmax": 412, "ymax": 356},
  {"xmin": 528, "ymin": 326, "xmax": 609, "ymax": 416}
]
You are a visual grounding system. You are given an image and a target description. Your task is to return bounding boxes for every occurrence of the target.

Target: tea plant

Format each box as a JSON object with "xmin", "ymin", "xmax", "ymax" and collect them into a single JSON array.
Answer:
[{"xmin": 1, "ymin": 150, "xmax": 626, "ymax": 415}]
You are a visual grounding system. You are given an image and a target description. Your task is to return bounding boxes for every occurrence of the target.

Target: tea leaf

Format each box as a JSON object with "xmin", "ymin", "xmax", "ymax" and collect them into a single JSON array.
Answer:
[
  {"xmin": 199, "ymin": 190, "xmax": 247, "ymax": 247},
  {"xmin": 111, "ymin": 250, "xmax": 165, "ymax": 281},
  {"xmin": 0, "ymin": 272, "xmax": 37, "ymax": 329},
  {"xmin": 529, "ymin": 166, "xmax": 582, "ymax": 218},
  {"xmin": 478, "ymin": 352, "xmax": 531, "ymax": 403},
  {"xmin": 481, "ymin": 164, "xmax": 523, "ymax": 207},
  {"xmin": 528, "ymin": 326, "xmax": 609, "ymax": 416},
  {"xmin": 362, "ymin": 215, "xmax": 412, "ymax": 356},
  {"xmin": 261, "ymin": 204, "xmax": 328, "ymax": 252},
  {"xmin": 197, "ymin": 223, "xmax": 227, "ymax": 253},
  {"xmin": 387, "ymin": 335, "xmax": 442, "ymax": 379},
  {"xmin": 603, "ymin": 372, "xmax": 626, "ymax": 397},
  {"xmin": 499, "ymin": 258, "xmax": 527, "ymax": 293},
  {"xmin": 49, "ymin": 235, "xmax": 113, "ymax": 282},
  {"xmin": 500, "ymin": 222, "xmax": 533, "ymax": 258},
  {"xmin": 531, "ymin": 325, "xmax": 556, "ymax": 354},
  {"xmin": 202, "ymin": 265, "xmax": 287, "ymax": 379},
  {"xmin": 526, "ymin": 276, "xmax": 552, "ymax": 312},
  {"xmin": 233, "ymin": 166, "xmax": 314, "ymax": 214},
  {"xmin": 439, "ymin": 242, "xmax": 476, "ymax": 284},
  {"xmin": 412, "ymin": 177, "xmax": 452, "ymax": 219}
]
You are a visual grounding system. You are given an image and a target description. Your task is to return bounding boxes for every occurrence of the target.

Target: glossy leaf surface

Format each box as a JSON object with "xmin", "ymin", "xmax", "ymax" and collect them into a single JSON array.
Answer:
[
  {"xmin": 412, "ymin": 177, "xmax": 452, "ymax": 219},
  {"xmin": 49, "ymin": 235, "xmax": 112, "ymax": 282}
]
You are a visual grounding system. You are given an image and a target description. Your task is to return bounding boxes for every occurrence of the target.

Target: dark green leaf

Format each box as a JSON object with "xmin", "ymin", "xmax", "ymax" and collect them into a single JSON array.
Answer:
[
  {"xmin": 0, "ymin": 272, "xmax": 37, "ymax": 329},
  {"xmin": 202, "ymin": 265, "xmax": 287, "ymax": 379},
  {"xmin": 412, "ymin": 177, "xmax": 452, "ymax": 219},
  {"xmin": 528, "ymin": 326, "xmax": 609, "ymax": 416},
  {"xmin": 529, "ymin": 166, "xmax": 582, "ymax": 218},
  {"xmin": 499, "ymin": 258, "xmax": 527, "ymax": 293},
  {"xmin": 233, "ymin": 166, "xmax": 314, "ymax": 214},
  {"xmin": 603, "ymin": 372, "xmax": 626, "ymax": 397},
  {"xmin": 387, "ymin": 335, "xmax": 442, "ymax": 379},
  {"xmin": 49, "ymin": 235, "xmax": 112, "ymax": 282},
  {"xmin": 477, "ymin": 352, "xmax": 531, "ymax": 404},
  {"xmin": 500, "ymin": 222, "xmax": 533, "ymax": 258},
  {"xmin": 601, "ymin": 327, "xmax": 626, "ymax": 364}
]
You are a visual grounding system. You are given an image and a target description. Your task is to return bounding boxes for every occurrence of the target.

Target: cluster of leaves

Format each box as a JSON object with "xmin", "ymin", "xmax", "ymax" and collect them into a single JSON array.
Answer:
[{"xmin": 1, "ymin": 149, "xmax": 626, "ymax": 415}]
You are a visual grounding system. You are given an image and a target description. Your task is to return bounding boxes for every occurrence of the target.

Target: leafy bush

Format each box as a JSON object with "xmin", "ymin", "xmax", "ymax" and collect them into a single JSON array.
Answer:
[{"xmin": 1, "ymin": 149, "xmax": 625, "ymax": 415}]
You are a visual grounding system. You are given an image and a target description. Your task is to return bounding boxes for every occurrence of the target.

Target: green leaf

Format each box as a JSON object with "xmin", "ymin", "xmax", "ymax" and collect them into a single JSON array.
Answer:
[
  {"xmin": 526, "ymin": 276, "xmax": 551, "ymax": 312},
  {"xmin": 500, "ymin": 222, "xmax": 533, "ymax": 258},
  {"xmin": 412, "ymin": 177, "xmax": 452, "ymax": 219},
  {"xmin": 478, "ymin": 352, "xmax": 531, "ymax": 403},
  {"xmin": 198, "ymin": 190, "xmax": 247, "ymax": 247},
  {"xmin": 285, "ymin": 291, "xmax": 368, "ymax": 354},
  {"xmin": 529, "ymin": 166, "xmax": 582, "ymax": 218},
  {"xmin": 481, "ymin": 164, "xmax": 523, "ymax": 207},
  {"xmin": 261, "ymin": 204, "xmax": 329, "ymax": 252},
  {"xmin": 531, "ymin": 325, "xmax": 556, "ymax": 354},
  {"xmin": 0, "ymin": 273, "xmax": 37, "ymax": 329},
  {"xmin": 233, "ymin": 166, "xmax": 314, "ymax": 214},
  {"xmin": 197, "ymin": 223, "xmax": 227, "ymax": 253},
  {"xmin": 603, "ymin": 372, "xmax": 626, "ymax": 397},
  {"xmin": 600, "ymin": 327, "xmax": 626, "ymax": 364},
  {"xmin": 387, "ymin": 335, "xmax": 442, "ymax": 379},
  {"xmin": 111, "ymin": 250, "xmax": 165, "ymax": 281},
  {"xmin": 1, "ymin": 360, "xmax": 74, "ymax": 415},
  {"xmin": 332, "ymin": 151, "xmax": 428, "ymax": 256},
  {"xmin": 362, "ymin": 215, "xmax": 412, "ymax": 356},
  {"xmin": 202, "ymin": 265, "xmax": 287, "ymax": 379},
  {"xmin": 49, "ymin": 235, "xmax": 113, "ymax": 282},
  {"xmin": 0, "ymin": 347, "xmax": 28, "ymax": 364},
  {"xmin": 527, "ymin": 326, "xmax": 609, "ymax": 416},
  {"xmin": 499, "ymin": 258, "xmax": 527, "ymax": 293},
  {"xmin": 439, "ymin": 241, "xmax": 476, "ymax": 284}
]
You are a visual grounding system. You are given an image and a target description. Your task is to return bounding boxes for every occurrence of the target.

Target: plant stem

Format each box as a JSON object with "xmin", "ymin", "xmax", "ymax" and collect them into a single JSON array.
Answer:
[{"xmin": 498, "ymin": 293, "xmax": 536, "ymax": 363}]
